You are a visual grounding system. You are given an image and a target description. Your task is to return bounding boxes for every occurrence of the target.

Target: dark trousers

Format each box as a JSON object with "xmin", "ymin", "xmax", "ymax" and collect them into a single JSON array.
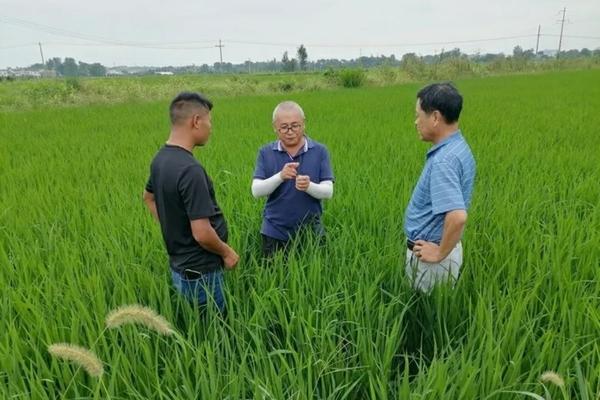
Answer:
[
  {"xmin": 261, "ymin": 230, "xmax": 326, "ymax": 259},
  {"xmin": 261, "ymin": 234, "xmax": 289, "ymax": 258}
]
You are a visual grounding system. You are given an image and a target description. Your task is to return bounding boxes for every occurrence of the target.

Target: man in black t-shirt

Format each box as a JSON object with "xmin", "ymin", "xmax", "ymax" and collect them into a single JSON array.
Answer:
[{"xmin": 143, "ymin": 92, "xmax": 239, "ymax": 313}]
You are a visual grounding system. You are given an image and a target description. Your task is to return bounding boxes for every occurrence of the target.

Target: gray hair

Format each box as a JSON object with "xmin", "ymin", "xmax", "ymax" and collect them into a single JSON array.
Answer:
[{"xmin": 272, "ymin": 101, "xmax": 305, "ymax": 122}]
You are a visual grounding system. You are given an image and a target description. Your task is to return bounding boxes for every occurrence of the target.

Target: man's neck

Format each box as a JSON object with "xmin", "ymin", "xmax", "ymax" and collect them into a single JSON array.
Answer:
[
  {"xmin": 281, "ymin": 136, "xmax": 305, "ymax": 156},
  {"xmin": 166, "ymin": 130, "xmax": 195, "ymax": 153},
  {"xmin": 432, "ymin": 124, "xmax": 459, "ymax": 145}
]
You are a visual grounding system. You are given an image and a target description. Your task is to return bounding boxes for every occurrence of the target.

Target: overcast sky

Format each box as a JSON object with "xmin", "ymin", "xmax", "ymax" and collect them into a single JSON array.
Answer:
[{"xmin": 1, "ymin": 0, "xmax": 599, "ymax": 68}]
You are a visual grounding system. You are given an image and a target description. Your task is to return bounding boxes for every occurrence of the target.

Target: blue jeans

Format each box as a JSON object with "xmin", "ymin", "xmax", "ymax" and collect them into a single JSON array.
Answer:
[{"xmin": 170, "ymin": 269, "xmax": 226, "ymax": 313}]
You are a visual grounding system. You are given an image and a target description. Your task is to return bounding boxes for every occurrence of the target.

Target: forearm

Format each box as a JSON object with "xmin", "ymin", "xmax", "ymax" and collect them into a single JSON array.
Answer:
[
  {"xmin": 438, "ymin": 210, "xmax": 467, "ymax": 258},
  {"xmin": 143, "ymin": 192, "xmax": 159, "ymax": 221},
  {"xmin": 251, "ymin": 173, "xmax": 284, "ymax": 198},
  {"xmin": 305, "ymin": 180, "xmax": 333, "ymax": 199},
  {"xmin": 195, "ymin": 226, "xmax": 230, "ymax": 257}
]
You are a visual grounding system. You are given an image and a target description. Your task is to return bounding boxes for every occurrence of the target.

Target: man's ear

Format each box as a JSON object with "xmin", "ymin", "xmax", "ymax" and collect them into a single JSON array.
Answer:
[
  {"xmin": 191, "ymin": 114, "xmax": 201, "ymax": 128},
  {"xmin": 433, "ymin": 110, "xmax": 442, "ymax": 126}
]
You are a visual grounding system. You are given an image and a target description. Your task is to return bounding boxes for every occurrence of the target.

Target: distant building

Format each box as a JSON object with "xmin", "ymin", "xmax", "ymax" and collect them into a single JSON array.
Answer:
[
  {"xmin": 13, "ymin": 70, "xmax": 41, "ymax": 78},
  {"xmin": 107, "ymin": 69, "xmax": 125, "ymax": 76},
  {"xmin": 39, "ymin": 69, "xmax": 57, "ymax": 78},
  {"xmin": 0, "ymin": 68, "xmax": 56, "ymax": 79},
  {"xmin": 156, "ymin": 71, "xmax": 174, "ymax": 76},
  {"xmin": 540, "ymin": 49, "xmax": 558, "ymax": 57}
]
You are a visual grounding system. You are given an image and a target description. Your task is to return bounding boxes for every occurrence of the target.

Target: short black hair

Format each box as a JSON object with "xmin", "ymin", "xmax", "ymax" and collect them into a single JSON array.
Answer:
[
  {"xmin": 169, "ymin": 92, "xmax": 213, "ymax": 125},
  {"xmin": 417, "ymin": 82, "xmax": 463, "ymax": 123}
]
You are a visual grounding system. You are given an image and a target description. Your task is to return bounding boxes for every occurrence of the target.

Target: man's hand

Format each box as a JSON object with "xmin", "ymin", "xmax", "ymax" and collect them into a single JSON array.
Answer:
[
  {"xmin": 413, "ymin": 240, "xmax": 446, "ymax": 263},
  {"xmin": 295, "ymin": 175, "xmax": 310, "ymax": 191},
  {"xmin": 222, "ymin": 245, "xmax": 240, "ymax": 270},
  {"xmin": 413, "ymin": 210, "xmax": 467, "ymax": 263},
  {"xmin": 279, "ymin": 162, "xmax": 299, "ymax": 180}
]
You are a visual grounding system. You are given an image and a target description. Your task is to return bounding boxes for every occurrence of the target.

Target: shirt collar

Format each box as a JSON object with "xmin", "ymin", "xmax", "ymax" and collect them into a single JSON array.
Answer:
[
  {"xmin": 426, "ymin": 130, "xmax": 462, "ymax": 157},
  {"xmin": 272, "ymin": 135, "xmax": 314, "ymax": 153}
]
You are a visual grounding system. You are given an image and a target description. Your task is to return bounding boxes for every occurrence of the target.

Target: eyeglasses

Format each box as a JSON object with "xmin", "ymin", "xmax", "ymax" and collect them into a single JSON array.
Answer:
[{"xmin": 277, "ymin": 123, "xmax": 303, "ymax": 134}]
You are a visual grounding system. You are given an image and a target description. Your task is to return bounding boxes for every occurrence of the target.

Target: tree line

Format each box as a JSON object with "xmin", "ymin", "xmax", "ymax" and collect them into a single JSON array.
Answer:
[
  {"xmin": 10, "ymin": 44, "xmax": 600, "ymax": 77},
  {"xmin": 28, "ymin": 57, "xmax": 107, "ymax": 77}
]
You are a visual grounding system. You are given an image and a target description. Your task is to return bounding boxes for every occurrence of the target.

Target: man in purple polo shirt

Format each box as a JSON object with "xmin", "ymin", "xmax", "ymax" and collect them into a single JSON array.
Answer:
[{"xmin": 251, "ymin": 101, "xmax": 335, "ymax": 257}]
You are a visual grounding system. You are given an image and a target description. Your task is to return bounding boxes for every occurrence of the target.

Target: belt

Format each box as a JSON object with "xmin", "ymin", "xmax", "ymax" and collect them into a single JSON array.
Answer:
[
  {"xmin": 181, "ymin": 269, "xmax": 204, "ymax": 280},
  {"xmin": 407, "ymin": 239, "xmax": 415, "ymax": 251}
]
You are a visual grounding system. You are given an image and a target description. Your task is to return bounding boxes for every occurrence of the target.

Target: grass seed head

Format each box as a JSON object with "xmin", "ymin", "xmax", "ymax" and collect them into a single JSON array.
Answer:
[
  {"xmin": 106, "ymin": 304, "xmax": 175, "ymax": 336},
  {"xmin": 540, "ymin": 370, "xmax": 565, "ymax": 388},
  {"xmin": 48, "ymin": 343, "xmax": 104, "ymax": 377}
]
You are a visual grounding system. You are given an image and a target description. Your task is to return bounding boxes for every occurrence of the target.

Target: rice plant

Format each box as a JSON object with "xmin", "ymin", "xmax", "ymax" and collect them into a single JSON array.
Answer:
[{"xmin": 0, "ymin": 70, "xmax": 599, "ymax": 399}]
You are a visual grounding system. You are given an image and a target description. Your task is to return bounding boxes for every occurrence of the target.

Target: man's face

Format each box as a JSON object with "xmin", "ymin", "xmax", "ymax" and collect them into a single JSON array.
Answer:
[
  {"xmin": 273, "ymin": 110, "xmax": 305, "ymax": 148},
  {"xmin": 414, "ymin": 99, "xmax": 435, "ymax": 142},
  {"xmin": 192, "ymin": 111, "xmax": 212, "ymax": 146}
]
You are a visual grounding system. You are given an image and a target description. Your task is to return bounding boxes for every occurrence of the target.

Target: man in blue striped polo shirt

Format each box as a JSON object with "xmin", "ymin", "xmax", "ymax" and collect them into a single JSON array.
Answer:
[{"xmin": 404, "ymin": 83, "xmax": 476, "ymax": 293}]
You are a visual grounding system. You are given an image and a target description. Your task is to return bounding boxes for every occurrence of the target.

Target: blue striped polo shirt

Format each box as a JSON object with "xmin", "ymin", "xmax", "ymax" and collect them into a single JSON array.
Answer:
[{"xmin": 404, "ymin": 131, "xmax": 476, "ymax": 244}]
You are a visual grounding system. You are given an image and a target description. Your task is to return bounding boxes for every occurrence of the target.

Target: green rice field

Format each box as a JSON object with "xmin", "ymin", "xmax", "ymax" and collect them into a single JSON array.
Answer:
[{"xmin": 0, "ymin": 69, "xmax": 599, "ymax": 399}]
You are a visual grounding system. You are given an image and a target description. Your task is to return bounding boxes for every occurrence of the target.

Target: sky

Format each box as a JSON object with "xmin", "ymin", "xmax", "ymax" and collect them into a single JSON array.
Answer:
[{"xmin": 1, "ymin": 0, "xmax": 599, "ymax": 69}]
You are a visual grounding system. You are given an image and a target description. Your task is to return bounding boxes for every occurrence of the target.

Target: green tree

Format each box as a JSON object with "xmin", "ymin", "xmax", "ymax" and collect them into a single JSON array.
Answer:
[
  {"xmin": 88, "ymin": 63, "xmax": 106, "ymax": 76},
  {"xmin": 46, "ymin": 57, "xmax": 63, "ymax": 74},
  {"xmin": 62, "ymin": 58, "xmax": 78, "ymax": 76},
  {"xmin": 513, "ymin": 45, "xmax": 524, "ymax": 58},
  {"xmin": 78, "ymin": 61, "xmax": 91, "ymax": 76},
  {"xmin": 297, "ymin": 45, "xmax": 308, "ymax": 71},
  {"xmin": 400, "ymin": 53, "xmax": 425, "ymax": 78},
  {"xmin": 281, "ymin": 51, "xmax": 296, "ymax": 72}
]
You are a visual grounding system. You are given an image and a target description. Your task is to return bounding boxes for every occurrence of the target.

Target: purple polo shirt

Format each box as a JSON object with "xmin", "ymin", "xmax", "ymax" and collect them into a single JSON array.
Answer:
[{"xmin": 253, "ymin": 136, "xmax": 334, "ymax": 240}]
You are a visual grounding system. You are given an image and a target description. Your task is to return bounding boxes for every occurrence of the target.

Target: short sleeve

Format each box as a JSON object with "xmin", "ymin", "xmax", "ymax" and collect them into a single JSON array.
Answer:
[
  {"xmin": 178, "ymin": 165, "xmax": 215, "ymax": 220},
  {"xmin": 145, "ymin": 175, "xmax": 153, "ymax": 193},
  {"xmin": 253, "ymin": 149, "xmax": 267, "ymax": 179},
  {"xmin": 319, "ymin": 147, "xmax": 335, "ymax": 182},
  {"xmin": 430, "ymin": 161, "xmax": 465, "ymax": 215}
]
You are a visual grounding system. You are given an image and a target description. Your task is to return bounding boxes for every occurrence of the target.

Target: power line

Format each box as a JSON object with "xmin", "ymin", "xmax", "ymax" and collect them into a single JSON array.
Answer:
[
  {"xmin": 1, "ymin": 34, "xmax": 598, "ymax": 52},
  {"xmin": 544, "ymin": 34, "xmax": 600, "ymax": 40},
  {"xmin": 0, "ymin": 41, "xmax": 216, "ymax": 51},
  {"xmin": 3, "ymin": 13, "xmax": 600, "ymax": 53},
  {"xmin": 0, "ymin": 43, "xmax": 39, "ymax": 49},
  {"xmin": 222, "ymin": 34, "xmax": 600, "ymax": 49},
  {"xmin": 225, "ymin": 34, "xmax": 543, "ymax": 48},
  {"xmin": 0, "ymin": 16, "xmax": 216, "ymax": 49},
  {"xmin": 2, "ymin": 15, "xmax": 599, "ymax": 51}
]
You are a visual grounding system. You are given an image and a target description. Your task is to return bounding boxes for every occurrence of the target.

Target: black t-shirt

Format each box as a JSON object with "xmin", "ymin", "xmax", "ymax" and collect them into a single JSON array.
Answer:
[{"xmin": 146, "ymin": 145, "xmax": 228, "ymax": 274}]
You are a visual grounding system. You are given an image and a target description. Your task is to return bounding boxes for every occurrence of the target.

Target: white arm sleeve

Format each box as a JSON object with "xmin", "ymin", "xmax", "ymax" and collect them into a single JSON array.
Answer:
[
  {"xmin": 251, "ymin": 173, "xmax": 284, "ymax": 198},
  {"xmin": 305, "ymin": 180, "xmax": 334, "ymax": 200}
]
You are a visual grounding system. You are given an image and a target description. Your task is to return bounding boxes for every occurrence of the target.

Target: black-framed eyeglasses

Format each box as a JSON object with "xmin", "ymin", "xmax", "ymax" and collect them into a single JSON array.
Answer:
[{"xmin": 277, "ymin": 123, "xmax": 303, "ymax": 134}]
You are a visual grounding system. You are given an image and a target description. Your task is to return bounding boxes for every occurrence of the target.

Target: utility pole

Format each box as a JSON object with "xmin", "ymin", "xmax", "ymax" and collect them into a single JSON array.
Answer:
[
  {"xmin": 557, "ymin": 7, "xmax": 566, "ymax": 59},
  {"xmin": 535, "ymin": 25, "xmax": 541, "ymax": 55},
  {"xmin": 38, "ymin": 42, "xmax": 45, "ymax": 65},
  {"xmin": 215, "ymin": 39, "xmax": 224, "ymax": 72}
]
